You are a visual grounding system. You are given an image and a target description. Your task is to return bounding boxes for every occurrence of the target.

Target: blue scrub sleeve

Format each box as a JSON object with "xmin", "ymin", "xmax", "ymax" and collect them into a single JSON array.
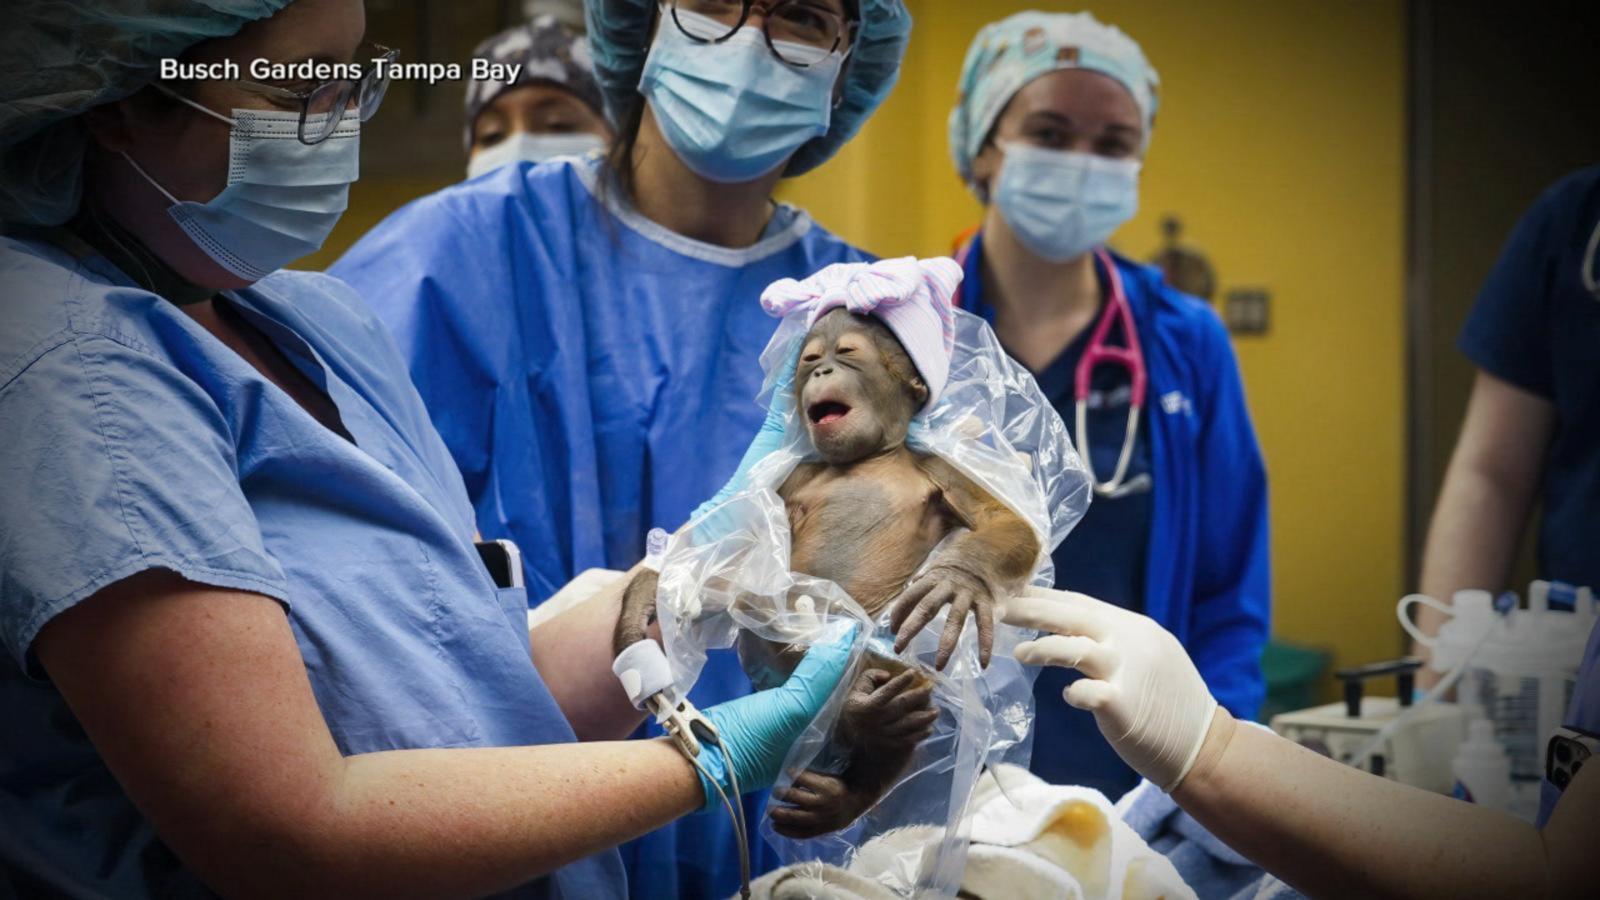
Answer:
[
  {"xmin": 0, "ymin": 333, "xmax": 289, "ymax": 674},
  {"xmin": 1186, "ymin": 316, "xmax": 1271, "ymax": 719},
  {"xmin": 330, "ymin": 183, "xmax": 577, "ymax": 602},
  {"xmin": 1457, "ymin": 185, "xmax": 1560, "ymax": 399}
]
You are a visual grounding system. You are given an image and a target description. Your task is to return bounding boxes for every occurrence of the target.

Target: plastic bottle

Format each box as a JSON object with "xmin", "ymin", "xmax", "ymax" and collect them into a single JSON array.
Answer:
[{"xmin": 1451, "ymin": 718, "xmax": 1512, "ymax": 810}]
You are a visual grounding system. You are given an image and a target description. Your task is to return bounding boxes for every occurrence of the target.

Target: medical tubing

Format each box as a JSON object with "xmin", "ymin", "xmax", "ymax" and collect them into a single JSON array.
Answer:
[
  {"xmin": 1344, "ymin": 606, "xmax": 1496, "ymax": 769},
  {"xmin": 1396, "ymin": 593, "xmax": 1453, "ymax": 649},
  {"xmin": 1078, "ymin": 401, "xmax": 1142, "ymax": 497},
  {"xmin": 687, "ymin": 748, "xmax": 748, "ymax": 897},
  {"xmin": 718, "ymin": 739, "xmax": 752, "ymax": 900}
]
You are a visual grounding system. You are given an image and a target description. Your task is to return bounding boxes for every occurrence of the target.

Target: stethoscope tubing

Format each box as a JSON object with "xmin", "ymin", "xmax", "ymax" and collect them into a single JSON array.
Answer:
[{"xmin": 953, "ymin": 242, "xmax": 1148, "ymax": 497}]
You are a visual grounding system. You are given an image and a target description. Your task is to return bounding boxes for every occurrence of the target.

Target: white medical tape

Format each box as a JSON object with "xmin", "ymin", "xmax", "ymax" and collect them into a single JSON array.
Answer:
[{"xmin": 612, "ymin": 639, "xmax": 677, "ymax": 710}]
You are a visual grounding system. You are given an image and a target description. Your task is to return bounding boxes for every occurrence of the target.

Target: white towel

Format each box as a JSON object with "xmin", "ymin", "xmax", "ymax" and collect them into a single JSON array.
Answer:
[{"xmin": 746, "ymin": 766, "xmax": 1196, "ymax": 899}]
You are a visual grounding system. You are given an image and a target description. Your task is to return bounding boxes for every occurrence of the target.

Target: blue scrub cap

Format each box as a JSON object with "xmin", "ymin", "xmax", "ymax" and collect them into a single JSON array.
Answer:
[
  {"xmin": 0, "ymin": 0, "xmax": 291, "ymax": 227},
  {"xmin": 463, "ymin": 14, "xmax": 607, "ymax": 151},
  {"xmin": 948, "ymin": 10, "xmax": 1160, "ymax": 185},
  {"xmin": 585, "ymin": 0, "xmax": 912, "ymax": 177}
]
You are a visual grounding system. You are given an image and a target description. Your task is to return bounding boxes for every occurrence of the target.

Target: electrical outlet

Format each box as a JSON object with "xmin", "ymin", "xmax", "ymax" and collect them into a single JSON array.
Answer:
[{"xmin": 1225, "ymin": 287, "xmax": 1271, "ymax": 335}]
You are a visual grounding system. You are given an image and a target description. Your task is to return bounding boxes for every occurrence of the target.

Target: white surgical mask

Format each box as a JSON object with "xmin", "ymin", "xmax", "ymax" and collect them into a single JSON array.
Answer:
[
  {"xmin": 465, "ymin": 131, "xmax": 605, "ymax": 179},
  {"xmin": 993, "ymin": 142, "xmax": 1141, "ymax": 263},
  {"xmin": 640, "ymin": 8, "xmax": 843, "ymax": 183},
  {"xmin": 124, "ymin": 87, "xmax": 359, "ymax": 281}
]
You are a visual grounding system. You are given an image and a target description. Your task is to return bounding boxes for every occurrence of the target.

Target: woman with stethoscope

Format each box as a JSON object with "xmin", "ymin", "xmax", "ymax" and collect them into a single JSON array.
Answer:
[{"xmin": 947, "ymin": 11, "xmax": 1271, "ymax": 799}]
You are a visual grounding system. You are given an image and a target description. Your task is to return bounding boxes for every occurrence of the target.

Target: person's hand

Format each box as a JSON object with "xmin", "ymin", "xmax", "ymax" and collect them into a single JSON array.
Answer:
[
  {"xmin": 691, "ymin": 344, "xmax": 800, "ymax": 532},
  {"xmin": 1003, "ymin": 587, "xmax": 1217, "ymax": 792},
  {"xmin": 694, "ymin": 626, "xmax": 856, "ymax": 811}
]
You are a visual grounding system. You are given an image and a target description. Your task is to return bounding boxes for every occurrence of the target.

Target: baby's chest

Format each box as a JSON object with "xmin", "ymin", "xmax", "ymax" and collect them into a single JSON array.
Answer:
[{"xmin": 786, "ymin": 470, "xmax": 949, "ymax": 549}]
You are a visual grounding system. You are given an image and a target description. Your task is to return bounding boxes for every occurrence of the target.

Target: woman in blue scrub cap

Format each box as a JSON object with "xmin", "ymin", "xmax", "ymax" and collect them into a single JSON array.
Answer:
[
  {"xmin": 0, "ymin": 1, "xmax": 857, "ymax": 896},
  {"xmin": 947, "ymin": 11, "xmax": 1271, "ymax": 801},
  {"xmin": 331, "ymin": 2, "xmax": 911, "ymax": 893}
]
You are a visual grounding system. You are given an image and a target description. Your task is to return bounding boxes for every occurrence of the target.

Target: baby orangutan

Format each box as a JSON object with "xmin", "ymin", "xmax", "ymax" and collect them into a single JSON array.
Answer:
[{"xmin": 615, "ymin": 307, "xmax": 1039, "ymax": 839}]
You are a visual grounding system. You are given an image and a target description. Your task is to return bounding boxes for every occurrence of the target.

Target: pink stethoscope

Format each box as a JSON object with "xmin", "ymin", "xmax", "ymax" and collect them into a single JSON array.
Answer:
[{"xmin": 955, "ymin": 245, "xmax": 1147, "ymax": 497}]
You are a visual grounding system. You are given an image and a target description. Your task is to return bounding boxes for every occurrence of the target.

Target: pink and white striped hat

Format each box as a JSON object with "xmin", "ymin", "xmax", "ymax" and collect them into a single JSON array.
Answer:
[{"xmin": 761, "ymin": 257, "xmax": 963, "ymax": 411}]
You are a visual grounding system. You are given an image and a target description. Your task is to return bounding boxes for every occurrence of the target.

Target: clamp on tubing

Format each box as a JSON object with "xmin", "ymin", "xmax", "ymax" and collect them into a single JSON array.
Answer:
[
  {"xmin": 611, "ymin": 637, "xmax": 750, "ymax": 897},
  {"xmin": 611, "ymin": 638, "xmax": 717, "ymax": 757}
]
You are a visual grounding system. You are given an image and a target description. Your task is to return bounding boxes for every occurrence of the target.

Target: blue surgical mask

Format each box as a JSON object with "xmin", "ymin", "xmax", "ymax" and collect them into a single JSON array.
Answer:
[
  {"xmin": 121, "ymin": 88, "xmax": 360, "ymax": 281},
  {"xmin": 465, "ymin": 132, "xmax": 605, "ymax": 179},
  {"xmin": 639, "ymin": 8, "xmax": 843, "ymax": 183},
  {"xmin": 993, "ymin": 142, "xmax": 1141, "ymax": 263}
]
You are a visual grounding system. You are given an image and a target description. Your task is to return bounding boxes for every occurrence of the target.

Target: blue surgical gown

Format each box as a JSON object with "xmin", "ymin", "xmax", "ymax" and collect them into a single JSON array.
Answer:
[
  {"xmin": 0, "ymin": 236, "xmax": 624, "ymax": 898},
  {"xmin": 330, "ymin": 156, "xmax": 872, "ymax": 898}
]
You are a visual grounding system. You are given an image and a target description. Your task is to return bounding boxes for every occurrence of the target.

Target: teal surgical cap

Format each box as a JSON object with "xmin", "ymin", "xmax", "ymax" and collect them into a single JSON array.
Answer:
[
  {"xmin": 584, "ymin": 0, "xmax": 912, "ymax": 178},
  {"xmin": 0, "ymin": 0, "xmax": 292, "ymax": 226},
  {"xmin": 948, "ymin": 10, "xmax": 1160, "ymax": 186}
]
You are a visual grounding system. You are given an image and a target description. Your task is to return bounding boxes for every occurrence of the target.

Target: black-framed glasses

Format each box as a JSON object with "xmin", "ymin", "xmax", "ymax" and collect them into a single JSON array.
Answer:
[
  {"xmin": 667, "ymin": 0, "xmax": 854, "ymax": 67},
  {"xmin": 233, "ymin": 44, "xmax": 399, "ymax": 144}
]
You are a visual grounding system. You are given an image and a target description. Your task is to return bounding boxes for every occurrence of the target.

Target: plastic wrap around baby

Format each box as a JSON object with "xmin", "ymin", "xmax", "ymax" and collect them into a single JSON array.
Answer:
[{"xmin": 615, "ymin": 259, "xmax": 1041, "ymax": 839}]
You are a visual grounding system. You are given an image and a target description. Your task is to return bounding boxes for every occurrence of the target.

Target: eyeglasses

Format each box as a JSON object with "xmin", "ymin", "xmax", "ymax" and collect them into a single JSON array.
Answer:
[
  {"xmin": 233, "ymin": 44, "xmax": 399, "ymax": 145},
  {"xmin": 667, "ymin": 0, "xmax": 854, "ymax": 68}
]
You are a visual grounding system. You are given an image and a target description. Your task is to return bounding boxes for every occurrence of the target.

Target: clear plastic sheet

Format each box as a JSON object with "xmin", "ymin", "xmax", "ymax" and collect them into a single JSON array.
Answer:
[{"xmin": 655, "ymin": 307, "xmax": 1091, "ymax": 896}]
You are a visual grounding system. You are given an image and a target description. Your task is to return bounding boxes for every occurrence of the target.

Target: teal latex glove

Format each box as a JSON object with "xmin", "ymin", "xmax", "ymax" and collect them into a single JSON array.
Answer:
[
  {"xmin": 693, "ymin": 626, "xmax": 856, "ymax": 812},
  {"xmin": 691, "ymin": 343, "xmax": 800, "ymax": 528}
]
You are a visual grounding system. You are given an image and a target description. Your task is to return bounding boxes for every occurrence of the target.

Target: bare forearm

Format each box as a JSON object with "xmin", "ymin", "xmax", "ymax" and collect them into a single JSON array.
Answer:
[
  {"xmin": 283, "ymin": 739, "xmax": 698, "ymax": 899},
  {"xmin": 1417, "ymin": 466, "xmax": 1528, "ymax": 631},
  {"xmin": 1174, "ymin": 710, "xmax": 1547, "ymax": 899},
  {"xmin": 1415, "ymin": 372, "xmax": 1551, "ymax": 652},
  {"xmin": 529, "ymin": 566, "xmax": 650, "ymax": 741},
  {"xmin": 39, "ymin": 576, "xmax": 693, "ymax": 900}
]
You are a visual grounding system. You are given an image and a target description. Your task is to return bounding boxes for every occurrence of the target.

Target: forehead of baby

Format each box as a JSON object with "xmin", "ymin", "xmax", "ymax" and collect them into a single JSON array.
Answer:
[{"xmin": 799, "ymin": 309, "xmax": 914, "ymax": 373}]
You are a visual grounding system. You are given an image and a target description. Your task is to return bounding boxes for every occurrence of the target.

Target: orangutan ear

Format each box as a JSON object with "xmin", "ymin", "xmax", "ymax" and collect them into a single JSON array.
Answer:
[{"xmin": 908, "ymin": 375, "xmax": 929, "ymax": 408}]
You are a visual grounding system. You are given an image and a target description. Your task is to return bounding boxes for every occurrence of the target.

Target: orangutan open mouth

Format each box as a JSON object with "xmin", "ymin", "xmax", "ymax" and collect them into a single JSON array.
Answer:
[{"xmin": 807, "ymin": 400, "xmax": 852, "ymax": 425}]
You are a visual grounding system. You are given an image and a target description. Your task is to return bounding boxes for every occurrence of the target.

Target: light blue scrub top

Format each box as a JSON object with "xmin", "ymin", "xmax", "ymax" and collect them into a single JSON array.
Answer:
[{"xmin": 0, "ymin": 236, "xmax": 625, "ymax": 898}]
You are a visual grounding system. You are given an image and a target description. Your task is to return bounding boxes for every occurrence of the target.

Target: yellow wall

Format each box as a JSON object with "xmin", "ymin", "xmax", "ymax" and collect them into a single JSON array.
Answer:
[
  {"xmin": 779, "ymin": 0, "xmax": 1408, "ymax": 685},
  {"xmin": 310, "ymin": 0, "xmax": 1410, "ymax": 689}
]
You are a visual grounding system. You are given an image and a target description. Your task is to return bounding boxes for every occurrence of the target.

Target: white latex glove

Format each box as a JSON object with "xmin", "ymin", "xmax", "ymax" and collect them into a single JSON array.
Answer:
[{"xmin": 1004, "ymin": 586, "xmax": 1218, "ymax": 792}]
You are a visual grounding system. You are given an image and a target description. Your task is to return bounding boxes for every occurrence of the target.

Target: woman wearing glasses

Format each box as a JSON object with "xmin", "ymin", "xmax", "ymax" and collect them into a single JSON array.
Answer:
[
  {"xmin": 945, "ymin": 12, "xmax": 1270, "ymax": 800},
  {"xmin": 0, "ymin": 1, "xmax": 857, "ymax": 896},
  {"xmin": 330, "ymin": 1, "xmax": 910, "ymax": 894}
]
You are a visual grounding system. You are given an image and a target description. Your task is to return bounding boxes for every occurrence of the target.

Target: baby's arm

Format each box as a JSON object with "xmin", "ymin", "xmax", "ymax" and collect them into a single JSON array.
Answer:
[
  {"xmin": 891, "ymin": 457, "xmax": 1041, "ymax": 668},
  {"xmin": 612, "ymin": 568, "xmax": 659, "ymax": 656},
  {"xmin": 614, "ymin": 462, "xmax": 828, "ymax": 658}
]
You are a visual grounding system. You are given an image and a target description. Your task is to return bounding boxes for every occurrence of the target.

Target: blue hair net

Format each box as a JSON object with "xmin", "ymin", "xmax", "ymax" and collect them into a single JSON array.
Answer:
[
  {"xmin": 584, "ymin": 0, "xmax": 911, "ymax": 177},
  {"xmin": 0, "ymin": 0, "xmax": 291, "ymax": 226}
]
